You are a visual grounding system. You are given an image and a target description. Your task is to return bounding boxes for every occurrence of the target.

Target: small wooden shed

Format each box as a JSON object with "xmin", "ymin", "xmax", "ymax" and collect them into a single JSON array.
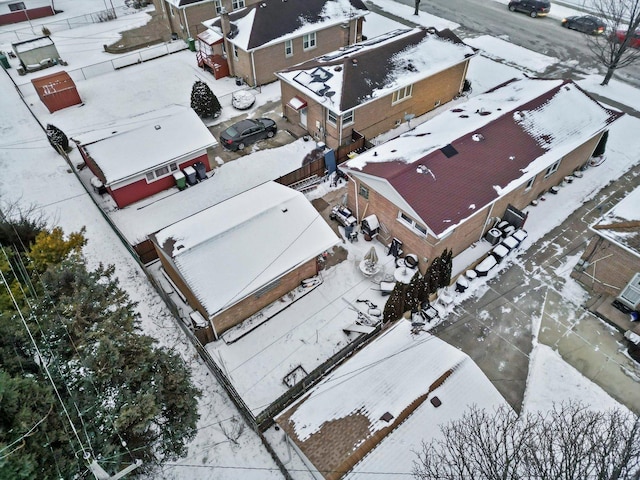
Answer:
[{"xmin": 31, "ymin": 71, "xmax": 81, "ymax": 113}]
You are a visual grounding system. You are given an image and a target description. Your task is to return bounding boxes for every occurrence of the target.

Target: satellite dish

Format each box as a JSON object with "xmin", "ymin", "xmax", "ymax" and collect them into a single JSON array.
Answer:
[{"xmin": 325, "ymin": 91, "xmax": 335, "ymax": 98}]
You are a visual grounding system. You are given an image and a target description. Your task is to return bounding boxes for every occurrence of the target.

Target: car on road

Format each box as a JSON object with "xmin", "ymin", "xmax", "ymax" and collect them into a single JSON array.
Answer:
[
  {"xmin": 508, "ymin": 0, "xmax": 550, "ymax": 18},
  {"xmin": 219, "ymin": 118, "xmax": 277, "ymax": 151},
  {"xmin": 614, "ymin": 29, "xmax": 640, "ymax": 48},
  {"xmin": 561, "ymin": 15, "xmax": 606, "ymax": 35}
]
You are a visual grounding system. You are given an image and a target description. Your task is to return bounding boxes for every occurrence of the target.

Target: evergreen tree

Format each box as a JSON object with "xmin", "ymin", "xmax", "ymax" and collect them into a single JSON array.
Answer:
[
  {"xmin": 190, "ymin": 80, "xmax": 221, "ymax": 118},
  {"xmin": 440, "ymin": 249, "xmax": 453, "ymax": 289},
  {"xmin": 0, "ymin": 218, "xmax": 201, "ymax": 478},
  {"xmin": 404, "ymin": 271, "xmax": 422, "ymax": 313},
  {"xmin": 383, "ymin": 282, "xmax": 407, "ymax": 324},
  {"xmin": 427, "ymin": 256, "xmax": 441, "ymax": 295},
  {"xmin": 45, "ymin": 124, "xmax": 70, "ymax": 153}
]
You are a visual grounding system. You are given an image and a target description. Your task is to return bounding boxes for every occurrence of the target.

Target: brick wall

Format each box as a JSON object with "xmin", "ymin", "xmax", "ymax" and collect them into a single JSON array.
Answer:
[{"xmin": 211, "ymin": 258, "xmax": 318, "ymax": 334}]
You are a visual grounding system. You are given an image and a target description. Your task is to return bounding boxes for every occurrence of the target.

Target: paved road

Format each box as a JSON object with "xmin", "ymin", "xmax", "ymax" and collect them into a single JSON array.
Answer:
[{"xmin": 384, "ymin": 0, "xmax": 640, "ymax": 88}]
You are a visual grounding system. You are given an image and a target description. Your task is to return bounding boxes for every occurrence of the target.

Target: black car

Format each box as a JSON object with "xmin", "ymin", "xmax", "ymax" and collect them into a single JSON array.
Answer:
[
  {"xmin": 561, "ymin": 15, "xmax": 605, "ymax": 35},
  {"xmin": 508, "ymin": 0, "xmax": 550, "ymax": 18},
  {"xmin": 219, "ymin": 118, "xmax": 277, "ymax": 151}
]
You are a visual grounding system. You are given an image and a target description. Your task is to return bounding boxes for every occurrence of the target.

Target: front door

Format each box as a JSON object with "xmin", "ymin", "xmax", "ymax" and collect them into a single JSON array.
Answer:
[{"xmin": 299, "ymin": 107, "xmax": 307, "ymax": 129}]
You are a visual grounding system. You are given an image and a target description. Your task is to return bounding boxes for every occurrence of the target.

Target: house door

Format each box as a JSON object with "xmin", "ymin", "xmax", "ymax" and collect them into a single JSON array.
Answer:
[{"xmin": 299, "ymin": 107, "xmax": 307, "ymax": 129}]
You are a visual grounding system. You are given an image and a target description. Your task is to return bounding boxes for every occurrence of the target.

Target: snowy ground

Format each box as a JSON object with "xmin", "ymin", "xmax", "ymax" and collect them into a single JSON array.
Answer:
[{"xmin": 1, "ymin": 0, "xmax": 639, "ymax": 478}]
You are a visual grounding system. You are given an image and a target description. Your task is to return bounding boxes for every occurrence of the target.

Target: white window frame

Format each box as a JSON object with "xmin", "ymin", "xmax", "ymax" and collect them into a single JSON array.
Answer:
[
  {"xmin": 397, "ymin": 211, "xmax": 427, "ymax": 237},
  {"xmin": 169, "ymin": 5, "xmax": 174, "ymax": 16},
  {"xmin": 232, "ymin": 0, "xmax": 245, "ymax": 10},
  {"xmin": 359, "ymin": 184, "xmax": 369, "ymax": 199},
  {"xmin": 342, "ymin": 109, "xmax": 354, "ymax": 126},
  {"xmin": 618, "ymin": 273, "xmax": 640, "ymax": 309},
  {"xmin": 327, "ymin": 109, "xmax": 338, "ymax": 126},
  {"xmin": 545, "ymin": 160, "xmax": 561, "ymax": 177},
  {"xmin": 284, "ymin": 39, "xmax": 293, "ymax": 58},
  {"xmin": 392, "ymin": 85, "xmax": 413, "ymax": 105},
  {"xmin": 525, "ymin": 175, "xmax": 535, "ymax": 191},
  {"xmin": 214, "ymin": 0, "xmax": 222, "ymax": 13},
  {"xmin": 303, "ymin": 32, "xmax": 316, "ymax": 51},
  {"xmin": 145, "ymin": 162, "xmax": 178, "ymax": 183}
]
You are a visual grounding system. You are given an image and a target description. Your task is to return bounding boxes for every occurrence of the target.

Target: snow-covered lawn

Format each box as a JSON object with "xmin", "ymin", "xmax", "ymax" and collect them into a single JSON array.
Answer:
[{"xmin": 1, "ymin": 1, "xmax": 639, "ymax": 478}]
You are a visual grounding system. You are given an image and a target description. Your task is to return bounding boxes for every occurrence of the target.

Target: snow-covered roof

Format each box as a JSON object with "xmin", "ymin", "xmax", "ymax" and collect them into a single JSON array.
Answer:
[
  {"xmin": 78, "ymin": 106, "xmax": 217, "ymax": 186},
  {"xmin": 13, "ymin": 36, "xmax": 54, "ymax": 53},
  {"xmin": 277, "ymin": 27, "xmax": 476, "ymax": 113},
  {"xmin": 203, "ymin": 0, "xmax": 368, "ymax": 52},
  {"xmin": 151, "ymin": 181, "xmax": 340, "ymax": 316},
  {"xmin": 342, "ymin": 78, "xmax": 623, "ymax": 237},
  {"xmin": 164, "ymin": 0, "xmax": 212, "ymax": 8},
  {"xmin": 591, "ymin": 186, "xmax": 640, "ymax": 257},
  {"xmin": 276, "ymin": 320, "xmax": 507, "ymax": 478}
]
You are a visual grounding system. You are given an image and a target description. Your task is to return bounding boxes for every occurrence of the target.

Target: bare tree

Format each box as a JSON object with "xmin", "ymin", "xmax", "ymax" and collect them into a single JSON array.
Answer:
[
  {"xmin": 586, "ymin": 0, "xmax": 640, "ymax": 85},
  {"xmin": 413, "ymin": 401, "xmax": 640, "ymax": 480}
]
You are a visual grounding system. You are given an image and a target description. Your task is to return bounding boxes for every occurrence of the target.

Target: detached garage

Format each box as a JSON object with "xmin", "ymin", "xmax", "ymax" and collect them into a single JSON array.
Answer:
[{"xmin": 31, "ymin": 71, "xmax": 81, "ymax": 113}]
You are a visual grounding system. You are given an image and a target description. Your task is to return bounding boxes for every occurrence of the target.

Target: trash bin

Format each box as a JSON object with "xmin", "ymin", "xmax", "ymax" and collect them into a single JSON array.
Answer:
[
  {"xmin": 0, "ymin": 54, "xmax": 10, "ymax": 70},
  {"xmin": 173, "ymin": 171, "xmax": 186, "ymax": 190},
  {"xmin": 187, "ymin": 37, "xmax": 196, "ymax": 52},
  {"xmin": 193, "ymin": 161, "xmax": 207, "ymax": 181},
  {"xmin": 183, "ymin": 166, "xmax": 197, "ymax": 185}
]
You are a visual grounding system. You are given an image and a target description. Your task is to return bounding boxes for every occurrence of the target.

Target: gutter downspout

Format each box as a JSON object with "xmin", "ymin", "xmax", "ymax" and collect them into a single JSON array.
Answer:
[
  {"xmin": 251, "ymin": 49, "xmax": 257, "ymax": 87},
  {"xmin": 479, "ymin": 202, "xmax": 495, "ymax": 242},
  {"xmin": 182, "ymin": 7, "xmax": 191, "ymax": 38},
  {"xmin": 349, "ymin": 174, "xmax": 359, "ymax": 222}
]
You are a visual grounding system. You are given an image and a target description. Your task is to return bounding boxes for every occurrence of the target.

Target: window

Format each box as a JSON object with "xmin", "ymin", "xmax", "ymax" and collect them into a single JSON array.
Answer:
[
  {"xmin": 398, "ymin": 211, "xmax": 427, "ymax": 237},
  {"xmin": 327, "ymin": 109, "xmax": 338, "ymax": 126},
  {"xmin": 359, "ymin": 185, "xmax": 369, "ymax": 199},
  {"xmin": 303, "ymin": 32, "xmax": 316, "ymax": 51},
  {"xmin": 232, "ymin": 0, "xmax": 245, "ymax": 9},
  {"xmin": 618, "ymin": 273, "xmax": 640, "ymax": 309},
  {"xmin": 342, "ymin": 109, "xmax": 354, "ymax": 126},
  {"xmin": 146, "ymin": 163, "xmax": 177, "ymax": 183},
  {"xmin": 525, "ymin": 176, "xmax": 535, "ymax": 191},
  {"xmin": 284, "ymin": 39, "xmax": 293, "ymax": 58},
  {"xmin": 169, "ymin": 5, "xmax": 174, "ymax": 16},
  {"xmin": 8, "ymin": 2, "xmax": 26, "ymax": 11},
  {"xmin": 214, "ymin": 0, "xmax": 222, "ymax": 13},
  {"xmin": 545, "ymin": 160, "xmax": 561, "ymax": 177},
  {"xmin": 392, "ymin": 85, "xmax": 413, "ymax": 104}
]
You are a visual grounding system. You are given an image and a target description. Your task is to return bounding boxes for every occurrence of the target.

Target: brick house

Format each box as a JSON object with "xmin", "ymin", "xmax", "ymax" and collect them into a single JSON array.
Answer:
[
  {"xmin": 572, "ymin": 187, "xmax": 640, "ymax": 311},
  {"xmin": 152, "ymin": 0, "xmax": 260, "ymax": 40},
  {"xmin": 340, "ymin": 78, "xmax": 623, "ymax": 275},
  {"xmin": 276, "ymin": 321, "xmax": 506, "ymax": 479},
  {"xmin": 149, "ymin": 181, "xmax": 340, "ymax": 342},
  {"xmin": 276, "ymin": 27, "xmax": 477, "ymax": 151},
  {"xmin": 197, "ymin": 0, "xmax": 368, "ymax": 86},
  {"xmin": 77, "ymin": 106, "xmax": 217, "ymax": 208}
]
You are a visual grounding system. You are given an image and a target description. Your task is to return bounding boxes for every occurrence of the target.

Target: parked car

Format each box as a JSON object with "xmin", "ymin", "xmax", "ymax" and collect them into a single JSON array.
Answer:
[
  {"xmin": 614, "ymin": 29, "xmax": 640, "ymax": 48},
  {"xmin": 561, "ymin": 15, "xmax": 605, "ymax": 35},
  {"xmin": 219, "ymin": 118, "xmax": 277, "ymax": 151},
  {"xmin": 508, "ymin": 0, "xmax": 550, "ymax": 18}
]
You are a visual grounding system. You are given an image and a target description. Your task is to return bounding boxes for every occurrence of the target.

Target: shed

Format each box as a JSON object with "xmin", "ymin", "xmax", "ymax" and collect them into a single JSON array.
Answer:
[
  {"xmin": 12, "ymin": 36, "xmax": 60, "ymax": 71},
  {"xmin": 31, "ymin": 71, "xmax": 81, "ymax": 113}
]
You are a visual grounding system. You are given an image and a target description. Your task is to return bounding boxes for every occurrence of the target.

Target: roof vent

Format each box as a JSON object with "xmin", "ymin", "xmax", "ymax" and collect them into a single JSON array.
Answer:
[
  {"xmin": 282, "ymin": 208, "xmax": 288, "ymax": 213},
  {"xmin": 440, "ymin": 144, "xmax": 458, "ymax": 158},
  {"xmin": 154, "ymin": 125, "xmax": 161, "ymax": 130},
  {"xmin": 513, "ymin": 111, "xmax": 524, "ymax": 121},
  {"xmin": 334, "ymin": 65, "xmax": 342, "ymax": 72},
  {"xmin": 472, "ymin": 133, "xmax": 484, "ymax": 142},
  {"xmin": 509, "ymin": 155, "xmax": 515, "ymax": 161},
  {"xmin": 260, "ymin": 2, "xmax": 266, "ymax": 7},
  {"xmin": 406, "ymin": 62, "xmax": 417, "ymax": 72},
  {"xmin": 352, "ymin": 58, "xmax": 358, "ymax": 67},
  {"xmin": 416, "ymin": 165, "xmax": 427, "ymax": 174},
  {"xmin": 380, "ymin": 412, "xmax": 394, "ymax": 422}
]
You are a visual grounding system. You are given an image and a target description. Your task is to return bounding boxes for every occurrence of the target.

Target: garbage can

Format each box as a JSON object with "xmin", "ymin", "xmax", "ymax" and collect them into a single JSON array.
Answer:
[
  {"xmin": 187, "ymin": 37, "xmax": 196, "ymax": 52},
  {"xmin": 173, "ymin": 171, "xmax": 187, "ymax": 190},
  {"xmin": 0, "ymin": 54, "xmax": 10, "ymax": 70},
  {"xmin": 193, "ymin": 161, "xmax": 207, "ymax": 181},
  {"xmin": 183, "ymin": 166, "xmax": 197, "ymax": 185}
]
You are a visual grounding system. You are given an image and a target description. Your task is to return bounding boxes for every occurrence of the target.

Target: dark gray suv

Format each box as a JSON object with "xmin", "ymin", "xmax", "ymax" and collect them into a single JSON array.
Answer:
[{"xmin": 508, "ymin": 0, "xmax": 550, "ymax": 18}]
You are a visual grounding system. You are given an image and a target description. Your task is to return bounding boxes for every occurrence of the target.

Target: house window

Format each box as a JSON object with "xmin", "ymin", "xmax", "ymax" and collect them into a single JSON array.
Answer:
[
  {"xmin": 214, "ymin": 0, "xmax": 222, "ymax": 13},
  {"xmin": 545, "ymin": 160, "xmax": 561, "ymax": 177},
  {"xmin": 327, "ymin": 109, "xmax": 338, "ymax": 126},
  {"xmin": 359, "ymin": 185, "xmax": 369, "ymax": 199},
  {"xmin": 146, "ymin": 163, "xmax": 177, "ymax": 183},
  {"xmin": 233, "ymin": 44, "xmax": 239, "ymax": 61},
  {"xmin": 169, "ymin": 5, "xmax": 174, "ymax": 16},
  {"xmin": 342, "ymin": 109, "xmax": 354, "ymax": 126},
  {"xmin": 8, "ymin": 2, "xmax": 26, "ymax": 11},
  {"xmin": 232, "ymin": 0, "xmax": 245, "ymax": 9},
  {"xmin": 303, "ymin": 32, "xmax": 316, "ymax": 51},
  {"xmin": 525, "ymin": 176, "xmax": 535, "ymax": 191},
  {"xmin": 398, "ymin": 211, "xmax": 427, "ymax": 237},
  {"xmin": 392, "ymin": 85, "xmax": 413, "ymax": 104},
  {"xmin": 285, "ymin": 39, "xmax": 293, "ymax": 58},
  {"xmin": 618, "ymin": 273, "xmax": 640, "ymax": 309}
]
